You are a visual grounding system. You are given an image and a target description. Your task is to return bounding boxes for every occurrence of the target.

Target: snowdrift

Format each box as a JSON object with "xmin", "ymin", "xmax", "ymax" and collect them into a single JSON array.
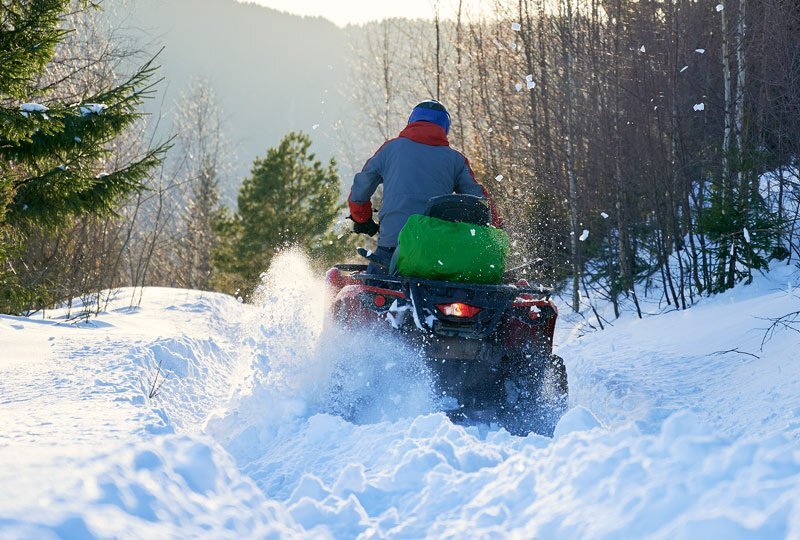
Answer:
[{"xmin": 1, "ymin": 253, "xmax": 799, "ymax": 539}]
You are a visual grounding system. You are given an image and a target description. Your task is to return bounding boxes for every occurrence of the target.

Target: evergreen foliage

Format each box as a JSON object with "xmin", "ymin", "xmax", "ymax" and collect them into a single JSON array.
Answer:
[
  {"xmin": 0, "ymin": 0, "xmax": 166, "ymax": 313},
  {"xmin": 212, "ymin": 132, "xmax": 349, "ymax": 295},
  {"xmin": 698, "ymin": 180, "xmax": 784, "ymax": 291}
]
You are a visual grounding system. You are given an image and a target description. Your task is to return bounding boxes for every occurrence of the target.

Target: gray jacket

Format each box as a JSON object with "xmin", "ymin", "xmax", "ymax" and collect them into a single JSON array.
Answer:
[{"xmin": 349, "ymin": 122, "xmax": 487, "ymax": 248}]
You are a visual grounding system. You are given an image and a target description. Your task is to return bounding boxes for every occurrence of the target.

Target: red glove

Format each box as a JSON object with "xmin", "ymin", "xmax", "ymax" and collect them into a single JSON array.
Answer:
[{"xmin": 348, "ymin": 195, "xmax": 373, "ymax": 224}]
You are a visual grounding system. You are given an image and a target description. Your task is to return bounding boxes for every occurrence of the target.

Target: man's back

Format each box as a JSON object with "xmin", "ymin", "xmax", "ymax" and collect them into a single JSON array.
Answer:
[{"xmin": 349, "ymin": 119, "xmax": 485, "ymax": 248}]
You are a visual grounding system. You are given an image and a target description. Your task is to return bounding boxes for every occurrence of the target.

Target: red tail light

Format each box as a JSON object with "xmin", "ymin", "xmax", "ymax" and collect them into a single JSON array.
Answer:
[
  {"xmin": 436, "ymin": 302, "xmax": 482, "ymax": 318},
  {"xmin": 373, "ymin": 295, "xmax": 386, "ymax": 307}
]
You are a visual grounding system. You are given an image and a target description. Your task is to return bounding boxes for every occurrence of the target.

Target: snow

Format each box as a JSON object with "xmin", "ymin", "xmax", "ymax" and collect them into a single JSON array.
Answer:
[
  {"xmin": 601, "ymin": 212, "xmax": 609, "ymax": 219},
  {"xmin": 511, "ymin": 22, "xmax": 522, "ymax": 31},
  {"xmin": 639, "ymin": 45, "xmax": 646, "ymax": 53},
  {"xmin": 2, "ymin": 252, "xmax": 800, "ymax": 538},
  {"xmin": 716, "ymin": 3, "xmax": 724, "ymax": 11},
  {"xmin": 495, "ymin": 174, "xmax": 504, "ymax": 181},
  {"xmin": 694, "ymin": 103, "xmax": 706, "ymax": 111},
  {"xmin": 744, "ymin": 227, "xmax": 751, "ymax": 243},
  {"xmin": 525, "ymin": 74, "xmax": 536, "ymax": 90},
  {"xmin": 515, "ymin": 82, "xmax": 523, "ymax": 92},
  {"xmin": 79, "ymin": 103, "xmax": 108, "ymax": 115},
  {"xmin": 696, "ymin": 48, "xmax": 706, "ymax": 54},
  {"xmin": 579, "ymin": 229, "xmax": 590, "ymax": 241},
  {"xmin": 20, "ymin": 103, "xmax": 49, "ymax": 119},
  {"xmin": 680, "ymin": 65, "xmax": 689, "ymax": 73},
  {"xmin": 20, "ymin": 103, "xmax": 48, "ymax": 113}
]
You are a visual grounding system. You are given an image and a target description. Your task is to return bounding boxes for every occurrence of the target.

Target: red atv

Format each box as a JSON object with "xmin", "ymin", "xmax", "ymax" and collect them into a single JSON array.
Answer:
[{"xmin": 326, "ymin": 196, "xmax": 567, "ymax": 436}]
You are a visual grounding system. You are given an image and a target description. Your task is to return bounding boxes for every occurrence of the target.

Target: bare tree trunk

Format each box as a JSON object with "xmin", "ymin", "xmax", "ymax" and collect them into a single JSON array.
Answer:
[
  {"xmin": 434, "ymin": 1, "xmax": 442, "ymax": 101},
  {"xmin": 727, "ymin": 0, "xmax": 747, "ymax": 289},
  {"xmin": 734, "ymin": 0, "xmax": 746, "ymax": 188},
  {"xmin": 454, "ymin": 0, "xmax": 465, "ymax": 147},
  {"xmin": 382, "ymin": 21, "xmax": 392, "ymax": 136},
  {"xmin": 561, "ymin": 0, "xmax": 581, "ymax": 312},
  {"xmin": 717, "ymin": 0, "xmax": 735, "ymax": 289}
]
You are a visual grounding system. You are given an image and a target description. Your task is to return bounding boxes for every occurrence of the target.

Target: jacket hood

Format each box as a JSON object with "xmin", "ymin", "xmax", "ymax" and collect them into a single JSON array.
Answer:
[{"xmin": 399, "ymin": 121, "xmax": 449, "ymax": 147}]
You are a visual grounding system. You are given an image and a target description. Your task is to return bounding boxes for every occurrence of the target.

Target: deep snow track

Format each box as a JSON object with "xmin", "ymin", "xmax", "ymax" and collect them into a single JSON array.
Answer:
[{"xmin": 1, "ymin": 254, "xmax": 800, "ymax": 539}]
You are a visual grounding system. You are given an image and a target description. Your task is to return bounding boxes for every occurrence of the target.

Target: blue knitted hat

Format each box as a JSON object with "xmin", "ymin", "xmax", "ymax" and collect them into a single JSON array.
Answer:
[{"xmin": 408, "ymin": 100, "xmax": 451, "ymax": 134}]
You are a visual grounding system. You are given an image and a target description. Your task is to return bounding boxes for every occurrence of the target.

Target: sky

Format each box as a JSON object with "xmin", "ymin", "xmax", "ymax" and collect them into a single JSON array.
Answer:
[{"xmin": 238, "ymin": 0, "xmax": 488, "ymax": 27}]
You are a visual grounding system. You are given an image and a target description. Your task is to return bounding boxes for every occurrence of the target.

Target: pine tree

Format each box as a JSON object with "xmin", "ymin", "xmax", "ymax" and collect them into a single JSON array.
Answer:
[
  {"xmin": 212, "ymin": 132, "xmax": 348, "ymax": 295},
  {"xmin": 0, "ymin": 0, "xmax": 167, "ymax": 312},
  {"xmin": 172, "ymin": 82, "xmax": 227, "ymax": 290}
]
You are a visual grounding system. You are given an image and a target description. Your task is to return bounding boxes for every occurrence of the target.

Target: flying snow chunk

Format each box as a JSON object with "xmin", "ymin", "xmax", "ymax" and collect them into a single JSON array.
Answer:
[
  {"xmin": 680, "ymin": 66, "xmax": 689, "ymax": 73},
  {"xmin": 515, "ymin": 82, "xmax": 523, "ymax": 92},
  {"xmin": 312, "ymin": 124, "xmax": 320, "ymax": 130},
  {"xmin": 470, "ymin": 229, "xmax": 476, "ymax": 237},
  {"xmin": 579, "ymin": 229, "xmax": 590, "ymax": 242},
  {"xmin": 601, "ymin": 212, "xmax": 609, "ymax": 219},
  {"xmin": 639, "ymin": 45, "xmax": 646, "ymax": 53},
  {"xmin": 693, "ymin": 103, "xmax": 705, "ymax": 111},
  {"xmin": 695, "ymin": 48, "xmax": 706, "ymax": 54},
  {"xmin": 525, "ymin": 74, "xmax": 534, "ymax": 82},
  {"xmin": 743, "ymin": 227, "xmax": 751, "ymax": 243},
  {"xmin": 527, "ymin": 80, "xmax": 536, "ymax": 90},
  {"xmin": 511, "ymin": 22, "xmax": 522, "ymax": 31},
  {"xmin": 716, "ymin": 3, "xmax": 724, "ymax": 11},
  {"xmin": 510, "ymin": 42, "xmax": 517, "ymax": 50},
  {"xmin": 80, "ymin": 103, "xmax": 108, "ymax": 115},
  {"xmin": 96, "ymin": 172, "xmax": 109, "ymax": 179},
  {"xmin": 495, "ymin": 174, "xmax": 504, "ymax": 182}
]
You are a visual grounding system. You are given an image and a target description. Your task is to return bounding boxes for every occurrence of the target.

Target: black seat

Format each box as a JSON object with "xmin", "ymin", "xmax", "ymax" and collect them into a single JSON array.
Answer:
[{"xmin": 423, "ymin": 194, "xmax": 491, "ymax": 226}]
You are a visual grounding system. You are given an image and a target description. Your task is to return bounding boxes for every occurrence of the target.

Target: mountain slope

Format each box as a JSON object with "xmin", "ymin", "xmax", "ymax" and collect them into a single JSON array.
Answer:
[{"xmin": 109, "ymin": 0, "xmax": 353, "ymax": 187}]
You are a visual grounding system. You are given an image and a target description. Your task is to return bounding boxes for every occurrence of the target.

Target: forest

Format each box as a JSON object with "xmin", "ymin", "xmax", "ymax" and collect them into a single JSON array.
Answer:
[
  {"xmin": 2, "ymin": 0, "xmax": 799, "ymax": 321},
  {"xmin": 348, "ymin": 0, "xmax": 800, "ymax": 319}
]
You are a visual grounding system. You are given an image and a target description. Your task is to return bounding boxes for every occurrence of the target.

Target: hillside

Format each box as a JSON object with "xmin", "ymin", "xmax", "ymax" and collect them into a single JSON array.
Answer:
[{"xmin": 107, "ymin": 0, "xmax": 355, "ymax": 189}]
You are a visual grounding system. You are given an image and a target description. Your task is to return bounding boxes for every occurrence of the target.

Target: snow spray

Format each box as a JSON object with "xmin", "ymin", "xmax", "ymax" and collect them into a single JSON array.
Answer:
[{"xmin": 208, "ymin": 250, "xmax": 436, "ymax": 454}]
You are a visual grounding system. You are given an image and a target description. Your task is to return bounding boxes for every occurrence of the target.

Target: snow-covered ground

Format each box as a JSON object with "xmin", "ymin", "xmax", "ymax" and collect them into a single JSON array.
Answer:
[{"xmin": 1, "ymin": 252, "xmax": 799, "ymax": 539}]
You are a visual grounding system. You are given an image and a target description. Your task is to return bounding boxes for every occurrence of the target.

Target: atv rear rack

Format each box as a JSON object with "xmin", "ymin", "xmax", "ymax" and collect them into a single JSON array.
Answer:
[
  {"xmin": 350, "ymin": 274, "xmax": 550, "ymax": 339},
  {"xmin": 350, "ymin": 273, "xmax": 552, "ymax": 299}
]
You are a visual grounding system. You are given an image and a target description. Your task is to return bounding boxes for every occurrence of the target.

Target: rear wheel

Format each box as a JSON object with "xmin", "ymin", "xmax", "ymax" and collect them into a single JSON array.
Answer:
[{"xmin": 501, "ymin": 354, "xmax": 568, "ymax": 437}]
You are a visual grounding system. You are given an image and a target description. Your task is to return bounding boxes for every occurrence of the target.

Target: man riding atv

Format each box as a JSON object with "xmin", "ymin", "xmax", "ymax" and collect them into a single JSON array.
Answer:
[
  {"xmin": 348, "ymin": 99, "xmax": 502, "ymax": 271},
  {"xmin": 335, "ymin": 99, "xmax": 567, "ymax": 436}
]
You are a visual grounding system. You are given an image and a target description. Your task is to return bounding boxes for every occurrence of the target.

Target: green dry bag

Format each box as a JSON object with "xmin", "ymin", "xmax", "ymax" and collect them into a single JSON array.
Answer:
[{"xmin": 395, "ymin": 215, "xmax": 509, "ymax": 284}]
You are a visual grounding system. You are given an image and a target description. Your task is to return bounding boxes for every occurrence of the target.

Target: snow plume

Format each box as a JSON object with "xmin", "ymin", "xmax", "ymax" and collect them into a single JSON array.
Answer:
[{"xmin": 208, "ymin": 250, "xmax": 435, "ymax": 460}]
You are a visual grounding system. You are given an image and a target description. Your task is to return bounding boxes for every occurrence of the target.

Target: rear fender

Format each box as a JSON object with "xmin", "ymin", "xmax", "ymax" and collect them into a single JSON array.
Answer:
[
  {"xmin": 504, "ymin": 297, "xmax": 558, "ymax": 355},
  {"xmin": 332, "ymin": 284, "xmax": 405, "ymax": 326}
]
